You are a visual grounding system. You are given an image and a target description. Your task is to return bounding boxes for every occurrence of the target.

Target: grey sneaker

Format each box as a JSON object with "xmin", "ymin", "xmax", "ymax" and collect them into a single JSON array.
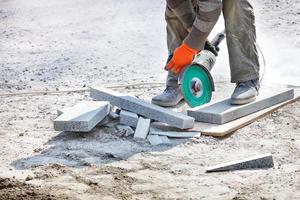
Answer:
[
  {"xmin": 151, "ymin": 86, "xmax": 183, "ymax": 107},
  {"xmin": 231, "ymin": 79, "xmax": 260, "ymax": 105}
]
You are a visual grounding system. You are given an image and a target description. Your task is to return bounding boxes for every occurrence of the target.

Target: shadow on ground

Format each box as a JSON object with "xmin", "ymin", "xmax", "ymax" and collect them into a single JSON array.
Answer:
[{"xmin": 11, "ymin": 126, "xmax": 189, "ymax": 169}]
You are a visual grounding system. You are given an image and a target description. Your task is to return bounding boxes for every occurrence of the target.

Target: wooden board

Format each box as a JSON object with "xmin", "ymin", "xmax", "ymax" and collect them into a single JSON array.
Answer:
[{"xmin": 152, "ymin": 95, "xmax": 300, "ymax": 137}]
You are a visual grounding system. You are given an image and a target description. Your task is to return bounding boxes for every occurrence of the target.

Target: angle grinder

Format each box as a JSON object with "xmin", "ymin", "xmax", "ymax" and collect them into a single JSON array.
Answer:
[{"xmin": 178, "ymin": 31, "xmax": 226, "ymax": 108}]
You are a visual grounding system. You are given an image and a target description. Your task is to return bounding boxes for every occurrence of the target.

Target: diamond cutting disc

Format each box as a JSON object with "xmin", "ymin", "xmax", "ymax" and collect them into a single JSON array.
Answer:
[{"xmin": 181, "ymin": 65, "xmax": 213, "ymax": 108}]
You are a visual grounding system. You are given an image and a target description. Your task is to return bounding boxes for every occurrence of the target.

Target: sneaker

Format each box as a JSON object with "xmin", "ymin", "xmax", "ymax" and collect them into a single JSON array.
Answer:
[
  {"xmin": 151, "ymin": 86, "xmax": 183, "ymax": 107},
  {"xmin": 230, "ymin": 79, "xmax": 260, "ymax": 105}
]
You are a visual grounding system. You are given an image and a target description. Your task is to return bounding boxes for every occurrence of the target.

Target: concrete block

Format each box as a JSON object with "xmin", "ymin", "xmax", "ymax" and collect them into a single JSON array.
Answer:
[
  {"xmin": 109, "ymin": 111, "xmax": 120, "ymax": 119},
  {"xmin": 116, "ymin": 125, "xmax": 134, "ymax": 136},
  {"xmin": 150, "ymin": 131, "xmax": 200, "ymax": 138},
  {"xmin": 90, "ymin": 87, "xmax": 194, "ymax": 129},
  {"xmin": 134, "ymin": 117, "xmax": 151, "ymax": 139},
  {"xmin": 188, "ymin": 89, "xmax": 294, "ymax": 124},
  {"xmin": 120, "ymin": 110, "xmax": 139, "ymax": 127},
  {"xmin": 147, "ymin": 135, "xmax": 170, "ymax": 146},
  {"xmin": 54, "ymin": 101, "xmax": 110, "ymax": 132},
  {"xmin": 206, "ymin": 154, "xmax": 274, "ymax": 173}
]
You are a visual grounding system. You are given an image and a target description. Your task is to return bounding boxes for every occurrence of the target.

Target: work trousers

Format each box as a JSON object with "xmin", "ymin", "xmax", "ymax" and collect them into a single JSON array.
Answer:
[{"xmin": 165, "ymin": 0, "xmax": 260, "ymax": 87}]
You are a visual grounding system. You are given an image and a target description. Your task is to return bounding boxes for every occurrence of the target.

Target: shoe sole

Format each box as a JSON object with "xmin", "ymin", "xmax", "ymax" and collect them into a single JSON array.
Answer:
[
  {"xmin": 151, "ymin": 98, "xmax": 184, "ymax": 107},
  {"xmin": 230, "ymin": 96, "xmax": 256, "ymax": 105}
]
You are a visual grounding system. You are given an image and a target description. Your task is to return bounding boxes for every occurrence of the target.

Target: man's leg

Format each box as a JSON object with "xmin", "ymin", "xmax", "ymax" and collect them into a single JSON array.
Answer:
[
  {"xmin": 223, "ymin": 0, "xmax": 260, "ymax": 105},
  {"xmin": 152, "ymin": 5, "xmax": 190, "ymax": 107}
]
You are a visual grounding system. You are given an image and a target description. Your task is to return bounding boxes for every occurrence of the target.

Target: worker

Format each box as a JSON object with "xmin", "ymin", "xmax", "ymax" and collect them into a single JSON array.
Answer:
[{"xmin": 152, "ymin": 0, "xmax": 260, "ymax": 107}]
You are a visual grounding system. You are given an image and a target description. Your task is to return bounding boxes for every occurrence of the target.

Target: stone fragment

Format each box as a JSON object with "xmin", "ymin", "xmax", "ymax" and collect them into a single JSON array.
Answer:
[
  {"xmin": 134, "ymin": 117, "xmax": 151, "ymax": 139},
  {"xmin": 206, "ymin": 154, "xmax": 274, "ymax": 173},
  {"xmin": 150, "ymin": 131, "xmax": 200, "ymax": 138},
  {"xmin": 54, "ymin": 101, "xmax": 110, "ymax": 132},
  {"xmin": 147, "ymin": 135, "xmax": 170, "ymax": 145},
  {"xmin": 120, "ymin": 110, "xmax": 139, "ymax": 127},
  {"xmin": 90, "ymin": 87, "xmax": 194, "ymax": 129},
  {"xmin": 116, "ymin": 125, "xmax": 134, "ymax": 136}
]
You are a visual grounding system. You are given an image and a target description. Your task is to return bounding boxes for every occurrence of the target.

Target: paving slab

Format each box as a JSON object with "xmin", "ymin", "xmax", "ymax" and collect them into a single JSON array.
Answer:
[
  {"xmin": 120, "ymin": 110, "xmax": 139, "ymax": 127},
  {"xmin": 109, "ymin": 111, "xmax": 120, "ymax": 119},
  {"xmin": 147, "ymin": 135, "xmax": 170, "ymax": 145},
  {"xmin": 188, "ymin": 89, "xmax": 294, "ymax": 124},
  {"xmin": 134, "ymin": 117, "xmax": 151, "ymax": 139},
  {"xmin": 54, "ymin": 101, "xmax": 110, "ymax": 132},
  {"xmin": 150, "ymin": 131, "xmax": 200, "ymax": 138},
  {"xmin": 90, "ymin": 87, "xmax": 194, "ymax": 129},
  {"xmin": 206, "ymin": 154, "xmax": 274, "ymax": 173}
]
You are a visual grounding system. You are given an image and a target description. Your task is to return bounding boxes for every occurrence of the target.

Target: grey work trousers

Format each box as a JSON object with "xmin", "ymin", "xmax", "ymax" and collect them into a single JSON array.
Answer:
[{"xmin": 165, "ymin": 0, "xmax": 260, "ymax": 87}]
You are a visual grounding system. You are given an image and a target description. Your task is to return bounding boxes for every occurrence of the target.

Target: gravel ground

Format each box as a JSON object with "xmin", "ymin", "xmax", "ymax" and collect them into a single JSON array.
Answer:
[{"xmin": 0, "ymin": 0, "xmax": 300, "ymax": 199}]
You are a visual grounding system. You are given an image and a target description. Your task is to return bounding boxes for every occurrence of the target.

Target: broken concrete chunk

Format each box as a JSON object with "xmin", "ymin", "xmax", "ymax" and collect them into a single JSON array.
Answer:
[
  {"xmin": 90, "ymin": 87, "xmax": 194, "ymax": 129},
  {"xmin": 188, "ymin": 89, "xmax": 294, "ymax": 124},
  {"xmin": 150, "ymin": 131, "xmax": 201, "ymax": 138},
  {"xmin": 109, "ymin": 111, "xmax": 120, "ymax": 119},
  {"xmin": 120, "ymin": 110, "xmax": 139, "ymax": 127},
  {"xmin": 206, "ymin": 154, "xmax": 274, "ymax": 173},
  {"xmin": 54, "ymin": 101, "xmax": 110, "ymax": 132},
  {"xmin": 116, "ymin": 125, "xmax": 134, "ymax": 136},
  {"xmin": 147, "ymin": 135, "xmax": 170, "ymax": 146},
  {"xmin": 134, "ymin": 117, "xmax": 151, "ymax": 139}
]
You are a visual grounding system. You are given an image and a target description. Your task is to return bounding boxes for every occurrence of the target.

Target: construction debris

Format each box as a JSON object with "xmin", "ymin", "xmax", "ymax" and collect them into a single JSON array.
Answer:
[
  {"xmin": 206, "ymin": 154, "xmax": 274, "ymax": 173},
  {"xmin": 120, "ymin": 110, "xmax": 139, "ymax": 127},
  {"xmin": 54, "ymin": 101, "xmax": 110, "ymax": 132},
  {"xmin": 188, "ymin": 89, "xmax": 294, "ymax": 124},
  {"xmin": 116, "ymin": 125, "xmax": 134, "ymax": 136},
  {"xmin": 90, "ymin": 87, "xmax": 194, "ymax": 129},
  {"xmin": 150, "ymin": 131, "xmax": 201, "ymax": 138},
  {"xmin": 134, "ymin": 117, "xmax": 151, "ymax": 139},
  {"xmin": 147, "ymin": 135, "xmax": 170, "ymax": 145},
  {"xmin": 108, "ymin": 111, "xmax": 120, "ymax": 119}
]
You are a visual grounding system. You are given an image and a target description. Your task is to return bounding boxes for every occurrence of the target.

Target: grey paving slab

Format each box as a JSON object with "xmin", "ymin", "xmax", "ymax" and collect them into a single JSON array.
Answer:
[
  {"xmin": 54, "ymin": 101, "xmax": 110, "ymax": 132},
  {"xmin": 188, "ymin": 89, "xmax": 294, "ymax": 124},
  {"xmin": 90, "ymin": 87, "xmax": 194, "ymax": 129},
  {"xmin": 206, "ymin": 154, "xmax": 274, "ymax": 173},
  {"xmin": 147, "ymin": 135, "xmax": 170, "ymax": 145},
  {"xmin": 109, "ymin": 111, "xmax": 120, "ymax": 119},
  {"xmin": 134, "ymin": 117, "xmax": 151, "ymax": 139},
  {"xmin": 120, "ymin": 110, "xmax": 139, "ymax": 127},
  {"xmin": 150, "ymin": 131, "xmax": 200, "ymax": 138}
]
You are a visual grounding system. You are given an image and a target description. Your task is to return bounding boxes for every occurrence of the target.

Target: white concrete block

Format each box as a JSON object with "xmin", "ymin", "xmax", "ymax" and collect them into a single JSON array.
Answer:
[
  {"xmin": 120, "ymin": 110, "xmax": 139, "ymax": 127},
  {"xmin": 134, "ymin": 117, "xmax": 151, "ymax": 139},
  {"xmin": 54, "ymin": 101, "xmax": 110, "ymax": 132},
  {"xmin": 147, "ymin": 135, "xmax": 170, "ymax": 146}
]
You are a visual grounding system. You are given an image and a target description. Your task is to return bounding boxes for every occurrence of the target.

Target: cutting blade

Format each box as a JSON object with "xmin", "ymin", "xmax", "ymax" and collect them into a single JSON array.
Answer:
[{"xmin": 181, "ymin": 65, "xmax": 213, "ymax": 108}]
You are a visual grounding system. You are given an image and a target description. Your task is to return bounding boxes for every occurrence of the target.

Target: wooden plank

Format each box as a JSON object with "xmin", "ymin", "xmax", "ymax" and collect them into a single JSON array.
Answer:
[{"xmin": 152, "ymin": 96, "xmax": 300, "ymax": 137}]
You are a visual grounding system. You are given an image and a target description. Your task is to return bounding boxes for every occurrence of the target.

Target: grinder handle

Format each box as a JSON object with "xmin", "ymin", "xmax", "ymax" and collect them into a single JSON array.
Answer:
[{"xmin": 211, "ymin": 30, "xmax": 226, "ymax": 50}]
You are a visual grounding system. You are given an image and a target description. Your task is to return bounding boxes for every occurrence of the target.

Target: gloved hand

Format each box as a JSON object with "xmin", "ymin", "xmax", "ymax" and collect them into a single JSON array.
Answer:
[{"xmin": 166, "ymin": 43, "xmax": 198, "ymax": 74}]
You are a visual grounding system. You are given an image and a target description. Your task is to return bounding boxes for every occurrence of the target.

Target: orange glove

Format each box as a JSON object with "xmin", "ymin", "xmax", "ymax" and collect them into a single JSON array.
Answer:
[{"xmin": 166, "ymin": 43, "xmax": 199, "ymax": 74}]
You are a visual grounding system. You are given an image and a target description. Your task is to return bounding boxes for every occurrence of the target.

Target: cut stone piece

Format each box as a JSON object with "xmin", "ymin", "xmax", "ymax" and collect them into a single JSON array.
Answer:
[
  {"xmin": 150, "ymin": 131, "xmax": 200, "ymax": 138},
  {"xmin": 90, "ymin": 87, "xmax": 194, "ymax": 129},
  {"xmin": 206, "ymin": 154, "xmax": 274, "ymax": 173},
  {"xmin": 57, "ymin": 108, "xmax": 68, "ymax": 117},
  {"xmin": 188, "ymin": 89, "xmax": 294, "ymax": 124},
  {"xmin": 116, "ymin": 125, "xmax": 134, "ymax": 136},
  {"xmin": 147, "ymin": 135, "xmax": 170, "ymax": 145},
  {"xmin": 134, "ymin": 117, "xmax": 151, "ymax": 139},
  {"xmin": 120, "ymin": 110, "xmax": 139, "ymax": 127},
  {"xmin": 54, "ymin": 101, "xmax": 110, "ymax": 132},
  {"xmin": 109, "ymin": 111, "xmax": 120, "ymax": 119}
]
